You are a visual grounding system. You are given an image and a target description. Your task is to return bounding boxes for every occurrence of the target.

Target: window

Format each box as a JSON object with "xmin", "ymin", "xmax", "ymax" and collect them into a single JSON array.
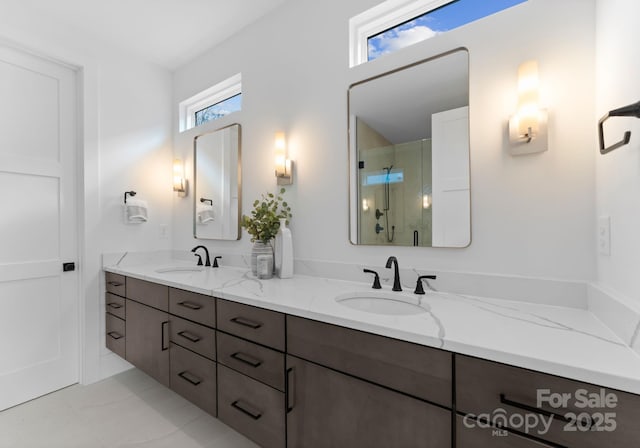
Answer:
[
  {"xmin": 179, "ymin": 73, "xmax": 241, "ymax": 132},
  {"xmin": 194, "ymin": 93, "xmax": 242, "ymax": 127},
  {"xmin": 350, "ymin": 0, "xmax": 527, "ymax": 66}
]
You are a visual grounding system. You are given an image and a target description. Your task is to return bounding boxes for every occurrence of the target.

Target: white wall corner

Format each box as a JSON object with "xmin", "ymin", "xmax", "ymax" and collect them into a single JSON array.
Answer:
[{"xmin": 587, "ymin": 282, "xmax": 640, "ymax": 350}]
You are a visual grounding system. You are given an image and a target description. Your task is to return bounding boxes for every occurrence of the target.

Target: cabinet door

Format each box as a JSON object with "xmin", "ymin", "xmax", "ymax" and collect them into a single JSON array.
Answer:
[
  {"xmin": 286, "ymin": 355, "xmax": 451, "ymax": 448},
  {"xmin": 125, "ymin": 299, "xmax": 170, "ymax": 387}
]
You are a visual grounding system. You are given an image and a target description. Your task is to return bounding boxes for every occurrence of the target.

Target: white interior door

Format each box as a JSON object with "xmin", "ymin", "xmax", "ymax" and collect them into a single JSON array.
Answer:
[
  {"xmin": 0, "ymin": 44, "xmax": 79, "ymax": 410},
  {"xmin": 432, "ymin": 106, "xmax": 471, "ymax": 247}
]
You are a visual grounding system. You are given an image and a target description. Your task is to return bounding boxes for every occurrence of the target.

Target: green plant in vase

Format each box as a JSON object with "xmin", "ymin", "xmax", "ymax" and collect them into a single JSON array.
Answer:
[{"xmin": 242, "ymin": 188, "xmax": 292, "ymax": 275}]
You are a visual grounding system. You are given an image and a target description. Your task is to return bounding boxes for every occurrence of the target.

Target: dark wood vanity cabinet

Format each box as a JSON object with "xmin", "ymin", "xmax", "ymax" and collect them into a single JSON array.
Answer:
[
  {"xmin": 286, "ymin": 354, "xmax": 451, "ymax": 448},
  {"xmin": 123, "ymin": 278, "xmax": 170, "ymax": 387},
  {"xmin": 106, "ymin": 273, "xmax": 640, "ymax": 448},
  {"xmin": 456, "ymin": 354, "xmax": 640, "ymax": 448},
  {"xmin": 118, "ymin": 276, "xmax": 218, "ymax": 408},
  {"xmin": 105, "ymin": 273, "xmax": 126, "ymax": 358},
  {"xmin": 125, "ymin": 297, "xmax": 170, "ymax": 387},
  {"xmin": 170, "ymin": 343, "xmax": 217, "ymax": 416},
  {"xmin": 168, "ymin": 288, "xmax": 218, "ymax": 416},
  {"xmin": 286, "ymin": 315, "xmax": 453, "ymax": 448},
  {"xmin": 216, "ymin": 299, "xmax": 286, "ymax": 448}
]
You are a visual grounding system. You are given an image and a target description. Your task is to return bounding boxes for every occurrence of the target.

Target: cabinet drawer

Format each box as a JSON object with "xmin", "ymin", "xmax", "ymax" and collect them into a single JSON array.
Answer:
[
  {"xmin": 287, "ymin": 355, "xmax": 451, "ymax": 448},
  {"xmin": 169, "ymin": 288, "xmax": 215, "ymax": 328},
  {"xmin": 217, "ymin": 299, "xmax": 285, "ymax": 351},
  {"xmin": 170, "ymin": 344, "xmax": 216, "ymax": 416},
  {"xmin": 105, "ymin": 292, "xmax": 125, "ymax": 320},
  {"xmin": 126, "ymin": 277, "xmax": 168, "ymax": 311},
  {"xmin": 456, "ymin": 415, "xmax": 554, "ymax": 447},
  {"xmin": 218, "ymin": 364, "xmax": 285, "ymax": 448},
  {"xmin": 169, "ymin": 315, "xmax": 215, "ymax": 361},
  {"xmin": 217, "ymin": 332, "xmax": 284, "ymax": 391},
  {"xmin": 106, "ymin": 313, "xmax": 125, "ymax": 358},
  {"xmin": 287, "ymin": 315, "xmax": 452, "ymax": 407},
  {"xmin": 105, "ymin": 272, "xmax": 126, "ymax": 296},
  {"xmin": 456, "ymin": 355, "xmax": 640, "ymax": 448}
]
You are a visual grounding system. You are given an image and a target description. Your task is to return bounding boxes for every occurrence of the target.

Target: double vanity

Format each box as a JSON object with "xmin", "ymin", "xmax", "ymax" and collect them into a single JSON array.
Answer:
[{"xmin": 104, "ymin": 258, "xmax": 640, "ymax": 447}]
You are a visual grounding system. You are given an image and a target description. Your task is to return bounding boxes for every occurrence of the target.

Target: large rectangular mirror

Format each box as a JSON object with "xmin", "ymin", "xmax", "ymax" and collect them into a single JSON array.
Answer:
[
  {"xmin": 349, "ymin": 48, "xmax": 470, "ymax": 247},
  {"xmin": 194, "ymin": 123, "xmax": 241, "ymax": 240}
]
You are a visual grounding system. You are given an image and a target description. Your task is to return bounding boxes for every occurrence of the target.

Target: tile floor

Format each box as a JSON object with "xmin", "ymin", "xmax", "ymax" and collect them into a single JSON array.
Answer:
[{"xmin": 0, "ymin": 369, "xmax": 259, "ymax": 448}]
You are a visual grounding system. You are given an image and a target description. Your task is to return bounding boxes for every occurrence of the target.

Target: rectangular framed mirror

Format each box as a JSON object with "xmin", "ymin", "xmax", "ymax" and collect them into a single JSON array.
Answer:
[
  {"xmin": 349, "ymin": 48, "xmax": 470, "ymax": 248},
  {"xmin": 193, "ymin": 123, "xmax": 241, "ymax": 240}
]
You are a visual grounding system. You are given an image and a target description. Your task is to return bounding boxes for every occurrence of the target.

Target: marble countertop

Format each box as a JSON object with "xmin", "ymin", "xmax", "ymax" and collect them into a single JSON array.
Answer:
[{"xmin": 104, "ymin": 259, "xmax": 640, "ymax": 395}]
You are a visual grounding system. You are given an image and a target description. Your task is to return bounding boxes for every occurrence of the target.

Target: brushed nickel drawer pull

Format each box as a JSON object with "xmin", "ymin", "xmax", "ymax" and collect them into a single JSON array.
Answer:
[
  {"xmin": 230, "ymin": 351, "xmax": 262, "ymax": 368},
  {"xmin": 231, "ymin": 400, "xmax": 262, "ymax": 420},
  {"xmin": 500, "ymin": 394, "xmax": 592, "ymax": 429},
  {"xmin": 107, "ymin": 281, "xmax": 123, "ymax": 287},
  {"xmin": 177, "ymin": 330, "xmax": 202, "ymax": 343},
  {"xmin": 177, "ymin": 301, "xmax": 202, "ymax": 310},
  {"xmin": 107, "ymin": 303, "xmax": 123, "ymax": 309},
  {"xmin": 178, "ymin": 370, "xmax": 202, "ymax": 386},
  {"xmin": 230, "ymin": 316, "xmax": 262, "ymax": 329},
  {"xmin": 107, "ymin": 331, "xmax": 123, "ymax": 340}
]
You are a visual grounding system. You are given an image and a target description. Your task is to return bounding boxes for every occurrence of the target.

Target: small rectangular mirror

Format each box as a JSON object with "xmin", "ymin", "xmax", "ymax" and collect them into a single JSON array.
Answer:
[
  {"xmin": 194, "ymin": 123, "xmax": 241, "ymax": 240},
  {"xmin": 349, "ymin": 48, "xmax": 470, "ymax": 247}
]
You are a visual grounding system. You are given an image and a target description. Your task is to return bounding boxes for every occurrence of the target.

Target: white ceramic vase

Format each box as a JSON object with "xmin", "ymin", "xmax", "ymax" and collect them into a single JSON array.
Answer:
[{"xmin": 274, "ymin": 219, "xmax": 293, "ymax": 278}]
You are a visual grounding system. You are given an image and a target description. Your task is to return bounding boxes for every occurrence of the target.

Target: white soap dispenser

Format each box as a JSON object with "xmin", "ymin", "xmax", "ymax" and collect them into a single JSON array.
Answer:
[{"xmin": 275, "ymin": 218, "xmax": 293, "ymax": 278}]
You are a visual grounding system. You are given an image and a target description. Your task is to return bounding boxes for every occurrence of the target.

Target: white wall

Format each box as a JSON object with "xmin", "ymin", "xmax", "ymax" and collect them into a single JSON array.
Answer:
[
  {"xmin": 595, "ymin": 0, "xmax": 640, "ymax": 307},
  {"xmin": 173, "ymin": 0, "xmax": 596, "ymax": 283},
  {"xmin": 0, "ymin": 10, "xmax": 174, "ymax": 382}
]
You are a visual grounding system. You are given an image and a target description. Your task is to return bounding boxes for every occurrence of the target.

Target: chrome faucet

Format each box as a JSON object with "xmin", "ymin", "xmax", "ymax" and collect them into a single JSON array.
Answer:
[
  {"xmin": 191, "ymin": 245, "xmax": 211, "ymax": 267},
  {"xmin": 385, "ymin": 256, "xmax": 402, "ymax": 291}
]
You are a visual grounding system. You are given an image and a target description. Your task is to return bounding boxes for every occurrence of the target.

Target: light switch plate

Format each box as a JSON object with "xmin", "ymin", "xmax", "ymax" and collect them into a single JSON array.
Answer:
[
  {"xmin": 598, "ymin": 216, "xmax": 611, "ymax": 256},
  {"xmin": 159, "ymin": 224, "xmax": 169, "ymax": 239}
]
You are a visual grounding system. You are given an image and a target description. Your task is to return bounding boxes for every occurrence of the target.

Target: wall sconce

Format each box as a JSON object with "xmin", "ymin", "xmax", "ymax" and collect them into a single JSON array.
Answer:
[
  {"xmin": 173, "ymin": 158, "xmax": 188, "ymax": 196},
  {"xmin": 362, "ymin": 198, "xmax": 370, "ymax": 212},
  {"xmin": 274, "ymin": 132, "xmax": 294, "ymax": 185},
  {"xmin": 508, "ymin": 60, "xmax": 548, "ymax": 155},
  {"xmin": 422, "ymin": 194, "xmax": 432, "ymax": 209}
]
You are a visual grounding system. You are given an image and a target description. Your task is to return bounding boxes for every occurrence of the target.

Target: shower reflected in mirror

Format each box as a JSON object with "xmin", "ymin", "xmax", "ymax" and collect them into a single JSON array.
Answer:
[{"xmin": 349, "ymin": 48, "xmax": 471, "ymax": 248}]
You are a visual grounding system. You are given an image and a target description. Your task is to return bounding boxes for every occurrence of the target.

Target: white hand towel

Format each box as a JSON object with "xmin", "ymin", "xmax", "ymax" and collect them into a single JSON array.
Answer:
[
  {"xmin": 197, "ymin": 203, "xmax": 215, "ymax": 224},
  {"xmin": 124, "ymin": 199, "xmax": 148, "ymax": 223}
]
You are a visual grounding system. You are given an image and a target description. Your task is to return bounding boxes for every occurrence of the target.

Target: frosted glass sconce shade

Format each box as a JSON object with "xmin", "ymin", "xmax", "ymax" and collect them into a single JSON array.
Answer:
[
  {"xmin": 274, "ymin": 131, "xmax": 293, "ymax": 185},
  {"xmin": 173, "ymin": 158, "xmax": 188, "ymax": 195},
  {"xmin": 509, "ymin": 60, "xmax": 548, "ymax": 155}
]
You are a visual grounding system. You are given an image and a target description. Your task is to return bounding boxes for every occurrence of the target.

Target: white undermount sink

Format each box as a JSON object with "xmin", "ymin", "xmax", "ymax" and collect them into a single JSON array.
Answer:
[
  {"xmin": 335, "ymin": 291, "xmax": 427, "ymax": 316},
  {"xmin": 154, "ymin": 266, "xmax": 205, "ymax": 274}
]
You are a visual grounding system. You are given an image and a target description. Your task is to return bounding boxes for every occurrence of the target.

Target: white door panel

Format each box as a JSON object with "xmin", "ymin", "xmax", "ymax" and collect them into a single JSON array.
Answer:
[
  {"xmin": 0, "ymin": 173, "xmax": 60, "ymax": 263},
  {"xmin": 432, "ymin": 106, "xmax": 471, "ymax": 247},
  {"xmin": 0, "ymin": 44, "xmax": 78, "ymax": 410}
]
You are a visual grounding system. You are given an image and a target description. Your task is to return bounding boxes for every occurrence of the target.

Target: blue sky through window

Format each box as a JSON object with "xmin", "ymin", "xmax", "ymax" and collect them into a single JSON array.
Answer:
[
  {"xmin": 368, "ymin": 0, "xmax": 526, "ymax": 61},
  {"xmin": 195, "ymin": 93, "xmax": 242, "ymax": 126}
]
